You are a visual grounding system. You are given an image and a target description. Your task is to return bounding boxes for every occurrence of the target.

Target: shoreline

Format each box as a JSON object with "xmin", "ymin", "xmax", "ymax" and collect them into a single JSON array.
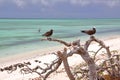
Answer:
[
  {"xmin": 0, "ymin": 35, "xmax": 120, "ymax": 65},
  {"xmin": 0, "ymin": 35, "xmax": 120, "ymax": 80},
  {"xmin": 0, "ymin": 45, "xmax": 65, "ymax": 66}
]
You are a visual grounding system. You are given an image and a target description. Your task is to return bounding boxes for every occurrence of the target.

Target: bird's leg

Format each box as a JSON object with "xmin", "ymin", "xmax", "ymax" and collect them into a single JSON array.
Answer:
[
  {"xmin": 47, "ymin": 37, "xmax": 52, "ymax": 40},
  {"xmin": 90, "ymin": 35, "xmax": 95, "ymax": 39}
]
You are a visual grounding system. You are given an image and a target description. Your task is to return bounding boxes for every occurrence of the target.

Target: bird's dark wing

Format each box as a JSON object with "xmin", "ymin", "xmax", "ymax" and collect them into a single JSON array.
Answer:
[
  {"xmin": 42, "ymin": 30, "xmax": 52, "ymax": 36},
  {"xmin": 42, "ymin": 32, "xmax": 49, "ymax": 36}
]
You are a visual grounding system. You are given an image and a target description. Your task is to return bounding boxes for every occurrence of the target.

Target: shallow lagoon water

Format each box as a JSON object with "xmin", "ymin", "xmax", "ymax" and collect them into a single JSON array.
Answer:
[{"xmin": 0, "ymin": 19, "xmax": 120, "ymax": 57}]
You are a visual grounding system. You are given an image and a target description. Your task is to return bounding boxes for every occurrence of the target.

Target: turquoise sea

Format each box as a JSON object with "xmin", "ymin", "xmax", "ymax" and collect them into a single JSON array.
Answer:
[{"xmin": 0, "ymin": 19, "xmax": 120, "ymax": 58}]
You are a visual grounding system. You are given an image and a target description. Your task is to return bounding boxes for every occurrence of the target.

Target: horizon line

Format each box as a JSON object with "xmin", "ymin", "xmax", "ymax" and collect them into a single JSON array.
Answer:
[{"xmin": 0, "ymin": 18, "xmax": 120, "ymax": 19}]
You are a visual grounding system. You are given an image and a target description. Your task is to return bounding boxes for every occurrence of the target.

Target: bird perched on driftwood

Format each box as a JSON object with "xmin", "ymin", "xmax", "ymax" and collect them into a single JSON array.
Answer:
[
  {"xmin": 81, "ymin": 27, "xmax": 96, "ymax": 35},
  {"xmin": 42, "ymin": 29, "xmax": 53, "ymax": 37}
]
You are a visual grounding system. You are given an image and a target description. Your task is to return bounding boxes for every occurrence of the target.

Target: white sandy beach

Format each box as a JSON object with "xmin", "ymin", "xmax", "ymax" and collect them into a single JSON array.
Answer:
[{"xmin": 0, "ymin": 36, "xmax": 120, "ymax": 80}]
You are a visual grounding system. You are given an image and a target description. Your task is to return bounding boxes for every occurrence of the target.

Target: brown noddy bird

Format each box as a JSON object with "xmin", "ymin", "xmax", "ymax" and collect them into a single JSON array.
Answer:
[
  {"xmin": 42, "ymin": 29, "xmax": 53, "ymax": 37},
  {"xmin": 81, "ymin": 27, "xmax": 96, "ymax": 35}
]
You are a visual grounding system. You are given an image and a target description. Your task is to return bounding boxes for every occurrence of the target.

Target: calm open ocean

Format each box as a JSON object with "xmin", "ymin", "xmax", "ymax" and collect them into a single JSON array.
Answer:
[{"xmin": 0, "ymin": 19, "xmax": 120, "ymax": 58}]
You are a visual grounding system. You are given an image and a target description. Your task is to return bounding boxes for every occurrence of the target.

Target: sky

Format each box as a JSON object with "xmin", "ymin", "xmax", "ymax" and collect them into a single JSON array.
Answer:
[{"xmin": 0, "ymin": 0, "xmax": 120, "ymax": 18}]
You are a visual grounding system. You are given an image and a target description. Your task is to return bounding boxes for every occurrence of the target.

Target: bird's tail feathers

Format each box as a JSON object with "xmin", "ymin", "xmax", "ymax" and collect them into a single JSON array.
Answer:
[
  {"xmin": 81, "ymin": 30, "xmax": 85, "ymax": 33},
  {"xmin": 42, "ymin": 34, "xmax": 45, "ymax": 36}
]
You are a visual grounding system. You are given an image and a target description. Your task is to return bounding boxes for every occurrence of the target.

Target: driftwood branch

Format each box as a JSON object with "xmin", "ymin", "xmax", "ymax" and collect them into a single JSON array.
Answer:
[
  {"xmin": 41, "ymin": 38, "xmax": 80, "ymax": 47},
  {"xmin": 84, "ymin": 36, "xmax": 111, "ymax": 57},
  {"xmin": 76, "ymin": 47, "xmax": 97, "ymax": 80},
  {"xmin": 57, "ymin": 48, "xmax": 75, "ymax": 80},
  {"xmin": 87, "ymin": 36, "xmax": 118, "ymax": 76},
  {"xmin": 44, "ymin": 58, "xmax": 62, "ymax": 80},
  {"xmin": 41, "ymin": 38, "xmax": 71, "ymax": 47},
  {"xmin": 1, "ymin": 36, "xmax": 120, "ymax": 80}
]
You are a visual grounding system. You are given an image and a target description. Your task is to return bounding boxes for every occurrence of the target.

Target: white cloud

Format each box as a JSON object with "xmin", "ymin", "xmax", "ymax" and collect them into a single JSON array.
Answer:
[
  {"xmin": 31, "ymin": 0, "xmax": 49, "ymax": 6},
  {"xmin": 0, "ymin": 0, "xmax": 4, "ymax": 2},
  {"xmin": 70, "ymin": 0, "xmax": 120, "ymax": 7},
  {"xmin": 12, "ymin": 0, "xmax": 27, "ymax": 8},
  {"xmin": 31, "ymin": 0, "xmax": 67, "ymax": 6},
  {"xmin": 70, "ymin": 0, "xmax": 91, "ymax": 6},
  {"xmin": 40, "ymin": 0, "xmax": 51, "ymax": 6},
  {"xmin": 0, "ymin": 0, "xmax": 4, "ymax": 5},
  {"xmin": 103, "ymin": 0, "xmax": 120, "ymax": 7},
  {"xmin": 0, "ymin": 0, "xmax": 120, "ymax": 8}
]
